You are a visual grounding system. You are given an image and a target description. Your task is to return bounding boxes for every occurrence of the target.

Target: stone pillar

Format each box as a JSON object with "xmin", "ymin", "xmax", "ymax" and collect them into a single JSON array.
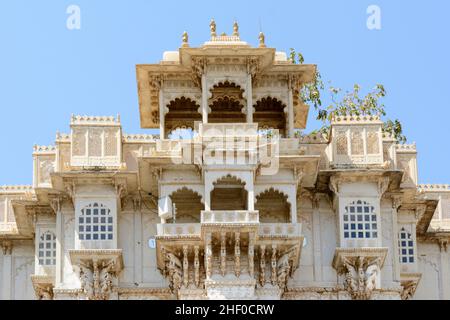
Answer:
[
  {"xmin": 234, "ymin": 232, "xmax": 241, "ymax": 277},
  {"xmin": 205, "ymin": 232, "xmax": 212, "ymax": 279},
  {"xmin": 201, "ymin": 74, "xmax": 208, "ymax": 123},
  {"xmin": 220, "ymin": 231, "xmax": 226, "ymax": 276},
  {"xmin": 391, "ymin": 196, "xmax": 402, "ymax": 284},
  {"xmin": 271, "ymin": 245, "xmax": 277, "ymax": 285},
  {"xmin": 133, "ymin": 197, "xmax": 143, "ymax": 283},
  {"xmin": 246, "ymin": 73, "xmax": 253, "ymax": 123},
  {"xmin": 183, "ymin": 245, "xmax": 189, "ymax": 287},
  {"xmin": 54, "ymin": 199, "xmax": 64, "ymax": 287},
  {"xmin": 1, "ymin": 241, "xmax": 13, "ymax": 300},
  {"xmin": 259, "ymin": 245, "xmax": 266, "ymax": 285},
  {"xmin": 287, "ymin": 77, "xmax": 295, "ymax": 138},
  {"xmin": 248, "ymin": 232, "xmax": 255, "ymax": 278},
  {"xmin": 159, "ymin": 86, "xmax": 165, "ymax": 139},
  {"xmin": 312, "ymin": 194, "xmax": 323, "ymax": 282},
  {"xmin": 194, "ymin": 246, "xmax": 200, "ymax": 287}
]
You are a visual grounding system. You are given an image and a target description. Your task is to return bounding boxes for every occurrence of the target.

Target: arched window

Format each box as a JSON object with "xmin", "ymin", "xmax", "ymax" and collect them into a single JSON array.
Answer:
[
  {"xmin": 38, "ymin": 231, "xmax": 56, "ymax": 266},
  {"xmin": 79, "ymin": 203, "xmax": 113, "ymax": 241},
  {"xmin": 343, "ymin": 200, "xmax": 377, "ymax": 239},
  {"xmin": 398, "ymin": 228, "xmax": 414, "ymax": 263}
]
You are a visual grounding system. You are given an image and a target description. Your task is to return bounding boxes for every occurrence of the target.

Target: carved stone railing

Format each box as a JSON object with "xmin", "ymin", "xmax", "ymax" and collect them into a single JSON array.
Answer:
[
  {"xmin": 0, "ymin": 185, "xmax": 33, "ymax": 194},
  {"xmin": 123, "ymin": 134, "xmax": 158, "ymax": 143},
  {"xmin": 70, "ymin": 114, "xmax": 120, "ymax": 126},
  {"xmin": 258, "ymin": 223, "xmax": 302, "ymax": 238},
  {"xmin": 201, "ymin": 210, "xmax": 259, "ymax": 224},
  {"xmin": 395, "ymin": 143, "xmax": 417, "ymax": 152},
  {"xmin": 418, "ymin": 184, "xmax": 450, "ymax": 192},
  {"xmin": 156, "ymin": 223, "xmax": 201, "ymax": 238},
  {"xmin": 33, "ymin": 145, "xmax": 56, "ymax": 153}
]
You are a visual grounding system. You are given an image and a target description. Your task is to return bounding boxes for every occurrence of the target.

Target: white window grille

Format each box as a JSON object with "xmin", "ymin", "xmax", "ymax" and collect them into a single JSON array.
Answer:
[
  {"xmin": 343, "ymin": 200, "xmax": 378, "ymax": 239},
  {"xmin": 38, "ymin": 231, "xmax": 56, "ymax": 266},
  {"xmin": 398, "ymin": 228, "xmax": 414, "ymax": 263},
  {"xmin": 79, "ymin": 203, "xmax": 113, "ymax": 241}
]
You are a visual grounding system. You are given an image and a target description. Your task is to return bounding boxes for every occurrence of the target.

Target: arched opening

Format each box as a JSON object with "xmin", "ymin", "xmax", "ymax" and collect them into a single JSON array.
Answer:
[
  {"xmin": 208, "ymin": 82, "xmax": 246, "ymax": 123},
  {"xmin": 168, "ymin": 187, "xmax": 204, "ymax": 223},
  {"xmin": 255, "ymin": 188, "xmax": 291, "ymax": 223},
  {"xmin": 165, "ymin": 97, "xmax": 201, "ymax": 138},
  {"xmin": 211, "ymin": 175, "xmax": 248, "ymax": 210},
  {"xmin": 253, "ymin": 97, "xmax": 287, "ymax": 137}
]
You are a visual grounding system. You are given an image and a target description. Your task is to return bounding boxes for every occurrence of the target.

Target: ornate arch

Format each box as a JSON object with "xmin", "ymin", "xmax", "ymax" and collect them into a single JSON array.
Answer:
[
  {"xmin": 169, "ymin": 186, "xmax": 205, "ymax": 204},
  {"xmin": 164, "ymin": 97, "xmax": 202, "ymax": 136},
  {"xmin": 206, "ymin": 78, "xmax": 248, "ymax": 99},
  {"xmin": 255, "ymin": 187, "xmax": 291, "ymax": 223},
  {"xmin": 253, "ymin": 96, "xmax": 288, "ymax": 136},
  {"xmin": 255, "ymin": 187, "xmax": 291, "ymax": 204},
  {"xmin": 162, "ymin": 92, "xmax": 202, "ymax": 115}
]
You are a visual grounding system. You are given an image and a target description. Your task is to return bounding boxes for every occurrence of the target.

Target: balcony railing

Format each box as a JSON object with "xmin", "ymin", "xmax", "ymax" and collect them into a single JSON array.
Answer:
[
  {"xmin": 258, "ymin": 223, "xmax": 302, "ymax": 238},
  {"xmin": 201, "ymin": 210, "xmax": 259, "ymax": 224},
  {"xmin": 156, "ymin": 223, "xmax": 201, "ymax": 237}
]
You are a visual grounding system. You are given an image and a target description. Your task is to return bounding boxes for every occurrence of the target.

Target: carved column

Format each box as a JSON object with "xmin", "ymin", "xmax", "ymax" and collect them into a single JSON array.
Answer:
[
  {"xmin": 220, "ymin": 231, "xmax": 226, "ymax": 276},
  {"xmin": 194, "ymin": 246, "xmax": 200, "ymax": 287},
  {"xmin": 312, "ymin": 194, "xmax": 323, "ymax": 282},
  {"xmin": 391, "ymin": 195, "xmax": 402, "ymax": 284},
  {"xmin": 287, "ymin": 76, "xmax": 295, "ymax": 138},
  {"xmin": 201, "ymin": 73, "xmax": 208, "ymax": 123},
  {"xmin": 157, "ymin": 78, "xmax": 165, "ymax": 138},
  {"xmin": 271, "ymin": 245, "xmax": 277, "ymax": 285},
  {"xmin": 205, "ymin": 232, "xmax": 212, "ymax": 279},
  {"xmin": 183, "ymin": 245, "xmax": 189, "ymax": 287},
  {"xmin": 259, "ymin": 245, "xmax": 266, "ymax": 286},
  {"xmin": 133, "ymin": 197, "xmax": 143, "ymax": 283},
  {"xmin": 234, "ymin": 232, "xmax": 241, "ymax": 277},
  {"xmin": 248, "ymin": 232, "xmax": 255, "ymax": 278},
  {"xmin": 1, "ymin": 241, "xmax": 13, "ymax": 300},
  {"xmin": 51, "ymin": 197, "xmax": 64, "ymax": 287},
  {"xmin": 246, "ymin": 72, "xmax": 253, "ymax": 123}
]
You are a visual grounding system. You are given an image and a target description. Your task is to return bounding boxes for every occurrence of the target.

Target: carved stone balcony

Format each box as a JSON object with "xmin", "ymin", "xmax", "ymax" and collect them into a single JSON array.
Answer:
[
  {"xmin": 258, "ymin": 223, "xmax": 302, "ymax": 239},
  {"xmin": 156, "ymin": 223, "xmax": 201, "ymax": 239},
  {"xmin": 201, "ymin": 210, "xmax": 259, "ymax": 225},
  {"xmin": 329, "ymin": 115, "xmax": 384, "ymax": 168}
]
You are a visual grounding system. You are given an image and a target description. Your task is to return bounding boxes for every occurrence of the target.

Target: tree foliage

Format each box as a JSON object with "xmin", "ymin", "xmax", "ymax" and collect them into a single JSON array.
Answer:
[{"xmin": 290, "ymin": 49, "xmax": 407, "ymax": 143}]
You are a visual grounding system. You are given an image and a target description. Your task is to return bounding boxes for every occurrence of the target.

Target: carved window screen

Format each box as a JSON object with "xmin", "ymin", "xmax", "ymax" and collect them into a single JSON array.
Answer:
[
  {"xmin": 398, "ymin": 228, "xmax": 414, "ymax": 263},
  {"xmin": 351, "ymin": 131, "xmax": 364, "ymax": 155},
  {"xmin": 336, "ymin": 130, "xmax": 348, "ymax": 155},
  {"xmin": 0, "ymin": 200, "xmax": 5, "ymax": 222},
  {"xmin": 38, "ymin": 231, "xmax": 56, "ymax": 266},
  {"xmin": 343, "ymin": 200, "xmax": 377, "ymax": 239},
  {"xmin": 79, "ymin": 203, "xmax": 113, "ymax": 241},
  {"xmin": 366, "ymin": 130, "xmax": 379, "ymax": 154}
]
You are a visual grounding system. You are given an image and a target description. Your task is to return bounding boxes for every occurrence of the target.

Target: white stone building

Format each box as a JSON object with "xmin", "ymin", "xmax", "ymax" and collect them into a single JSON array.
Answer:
[{"xmin": 1, "ymin": 22, "xmax": 449, "ymax": 300}]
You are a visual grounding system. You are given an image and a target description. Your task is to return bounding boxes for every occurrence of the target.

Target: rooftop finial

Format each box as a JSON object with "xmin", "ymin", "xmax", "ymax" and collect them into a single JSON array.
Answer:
[
  {"xmin": 210, "ymin": 19, "xmax": 216, "ymax": 38},
  {"xmin": 233, "ymin": 21, "xmax": 239, "ymax": 37},
  {"xmin": 258, "ymin": 31, "xmax": 266, "ymax": 48},
  {"xmin": 182, "ymin": 31, "xmax": 189, "ymax": 47}
]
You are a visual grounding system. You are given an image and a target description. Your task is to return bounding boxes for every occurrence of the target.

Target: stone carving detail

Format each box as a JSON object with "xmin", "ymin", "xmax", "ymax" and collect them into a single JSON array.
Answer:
[
  {"xmin": 234, "ymin": 232, "xmax": 241, "ymax": 277},
  {"xmin": 35, "ymin": 285, "xmax": 54, "ymax": 300},
  {"xmin": 78, "ymin": 259, "xmax": 117, "ymax": 300},
  {"xmin": 259, "ymin": 245, "xmax": 266, "ymax": 286},
  {"xmin": 39, "ymin": 158, "xmax": 55, "ymax": 184},
  {"xmin": 277, "ymin": 247, "xmax": 296, "ymax": 290},
  {"xmin": 166, "ymin": 252, "xmax": 183, "ymax": 294},
  {"xmin": 401, "ymin": 280, "xmax": 419, "ymax": 300},
  {"xmin": 341, "ymin": 256, "xmax": 381, "ymax": 300}
]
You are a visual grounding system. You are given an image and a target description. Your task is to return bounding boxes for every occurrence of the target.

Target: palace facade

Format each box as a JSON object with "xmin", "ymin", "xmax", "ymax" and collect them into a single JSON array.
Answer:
[{"xmin": 1, "ymin": 21, "xmax": 450, "ymax": 300}]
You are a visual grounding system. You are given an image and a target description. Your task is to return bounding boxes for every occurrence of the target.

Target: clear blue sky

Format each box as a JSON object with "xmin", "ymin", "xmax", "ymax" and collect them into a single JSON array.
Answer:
[{"xmin": 0, "ymin": 0, "xmax": 449, "ymax": 184}]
